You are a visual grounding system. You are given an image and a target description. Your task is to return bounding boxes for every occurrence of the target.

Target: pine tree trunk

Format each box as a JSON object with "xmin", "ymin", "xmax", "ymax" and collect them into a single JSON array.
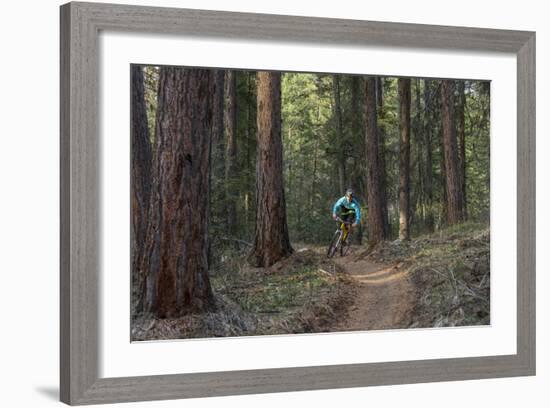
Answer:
[
  {"xmin": 423, "ymin": 80, "xmax": 435, "ymax": 231},
  {"xmin": 208, "ymin": 69, "xmax": 225, "ymax": 263},
  {"xmin": 434, "ymin": 82, "xmax": 447, "ymax": 225},
  {"xmin": 365, "ymin": 77, "xmax": 386, "ymax": 244},
  {"xmin": 441, "ymin": 79, "xmax": 464, "ymax": 225},
  {"xmin": 412, "ymin": 79, "xmax": 424, "ymax": 228},
  {"xmin": 398, "ymin": 78, "xmax": 411, "ymax": 240},
  {"xmin": 142, "ymin": 67, "xmax": 215, "ymax": 317},
  {"xmin": 212, "ymin": 70, "xmax": 226, "ymax": 145},
  {"xmin": 310, "ymin": 138, "xmax": 318, "ymax": 213},
  {"xmin": 131, "ymin": 65, "xmax": 152, "ymax": 314},
  {"xmin": 211, "ymin": 70, "xmax": 225, "ymax": 170},
  {"xmin": 439, "ymin": 127, "xmax": 447, "ymax": 224},
  {"xmin": 245, "ymin": 71, "xmax": 256, "ymax": 237},
  {"xmin": 376, "ymin": 77, "xmax": 389, "ymax": 237},
  {"xmin": 210, "ymin": 69, "xmax": 225, "ymax": 216},
  {"xmin": 351, "ymin": 76, "xmax": 364, "ymax": 245},
  {"xmin": 225, "ymin": 71, "xmax": 238, "ymax": 235},
  {"xmin": 333, "ymin": 75, "xmax": 346, "ymax": 193},
  {"xmin": 456, "ymin": 80, "xmax": 467, "ymax": 219},
  {"xmin": 250, "ymin": 72, "xmax": 293, "ymax": 267}
]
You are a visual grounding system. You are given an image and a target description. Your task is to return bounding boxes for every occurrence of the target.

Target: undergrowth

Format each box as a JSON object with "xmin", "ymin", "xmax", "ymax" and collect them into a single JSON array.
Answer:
[
  {"xmin": 357, "ymin": 222, "xmax": 490, "ymax": 328},
  {"xmin": 132, "ymin": 249, "xmax": 355, "ymax": 341}
]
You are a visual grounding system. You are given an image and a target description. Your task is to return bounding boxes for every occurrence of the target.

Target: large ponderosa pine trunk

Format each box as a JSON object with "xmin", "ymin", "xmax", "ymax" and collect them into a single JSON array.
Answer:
[
  {"xmin": 142, "ymin": 67, "xmax": 215, "ymax": 318},
  {"xmin": 225, "ymin": 71, "xmax": 238, "ymax": 235},
  {"xmin": 398, "ymin": 78, "xmax": 411, "ymax": 240},
  {"xmin": 441, "ymin": 79, "xmax": 464, "ymax": 225},
  {"xmin": 131, "ymin": 65, "xmax": 152, "ymax": 314},
  {"xmin": 250, "ymin": 71, "xmax": 293, "ymax": 267},
  {"xmin": 365, "ymin": 77, "xmax": 386, "ymax": 244}
]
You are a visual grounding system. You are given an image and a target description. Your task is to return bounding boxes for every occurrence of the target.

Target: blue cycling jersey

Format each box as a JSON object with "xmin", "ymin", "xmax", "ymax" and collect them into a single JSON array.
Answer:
[{"xmin": 332, "ymin": 196, "xmax": 361, "ymax": 222}]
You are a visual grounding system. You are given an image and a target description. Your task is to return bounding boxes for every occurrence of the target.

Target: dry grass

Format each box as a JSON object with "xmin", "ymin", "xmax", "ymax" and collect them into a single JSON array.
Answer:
[
  {"xmin": 356, "ymin": 222, "xmax": 490, "ymax": 328},
  {"xmin": 132, "ymin": 249, "xmax": 355, "ymax": 341}
]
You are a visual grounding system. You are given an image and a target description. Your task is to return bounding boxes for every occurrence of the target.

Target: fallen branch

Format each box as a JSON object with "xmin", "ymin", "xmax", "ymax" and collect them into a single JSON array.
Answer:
[
  {"xmin": 430, "ymin": 267, "xmax": 488, "ymax": 305},
  {"xmin": 318, "ymin": 268, "xmax": 335, "ymax": 277},
  {"xmin": 219, "ymin": 236, "xmax": 253, "ymax": 247}
]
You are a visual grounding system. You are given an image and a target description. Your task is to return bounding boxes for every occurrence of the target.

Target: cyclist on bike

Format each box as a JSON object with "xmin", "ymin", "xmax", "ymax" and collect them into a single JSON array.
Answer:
[{"xmin": 332, "ymin": 188, "xmax": 361, "ymax": 228}]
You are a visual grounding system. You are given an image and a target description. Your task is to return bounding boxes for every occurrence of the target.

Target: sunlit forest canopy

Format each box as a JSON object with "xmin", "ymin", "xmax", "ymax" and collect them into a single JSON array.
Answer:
[{"xmin": 138, "ymin": 66, "xmax": 490, "ymax": 253}]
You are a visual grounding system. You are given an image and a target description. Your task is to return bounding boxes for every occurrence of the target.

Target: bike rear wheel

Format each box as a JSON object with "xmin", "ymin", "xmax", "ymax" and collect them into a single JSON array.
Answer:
[{"xmin": 327, "ymin": 230, "xmax": 342, "ymax": 258}]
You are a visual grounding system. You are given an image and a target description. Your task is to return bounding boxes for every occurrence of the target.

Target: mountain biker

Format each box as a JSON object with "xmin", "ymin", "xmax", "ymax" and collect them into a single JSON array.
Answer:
[{"xmin": 332, "ymin": 188, "xmax": 361, "ymax": 228}]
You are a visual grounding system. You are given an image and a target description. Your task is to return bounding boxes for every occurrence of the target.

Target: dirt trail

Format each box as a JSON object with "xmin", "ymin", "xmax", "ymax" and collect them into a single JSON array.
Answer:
[{"xmin": 331, "ymin": 248, "xmax": 416, "ymax": 331}]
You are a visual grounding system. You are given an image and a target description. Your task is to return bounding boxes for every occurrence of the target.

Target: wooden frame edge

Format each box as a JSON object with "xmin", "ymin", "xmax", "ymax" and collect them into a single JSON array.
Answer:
[
  {"xmin": 60, "ymin": 1, "xmax": 536, "ymax": 405},
  {"xmin": 516, "ymin": 32, "xmax": 536, "ymax": 375},
  {"xmin": 61, "ymin": 2, "xmax": 101, "ymax": 404}
]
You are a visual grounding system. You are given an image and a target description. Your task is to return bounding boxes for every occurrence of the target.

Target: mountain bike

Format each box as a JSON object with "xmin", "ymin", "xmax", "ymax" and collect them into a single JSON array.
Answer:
[{"xmin": 326, "ymin": 217, "xmax": 353, "ymax": 258}]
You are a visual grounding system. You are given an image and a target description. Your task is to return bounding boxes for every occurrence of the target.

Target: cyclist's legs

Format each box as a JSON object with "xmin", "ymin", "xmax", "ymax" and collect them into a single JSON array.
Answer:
[{"xmin": 341, "ymin": 212, "xmax": 352, "ymax": 241}]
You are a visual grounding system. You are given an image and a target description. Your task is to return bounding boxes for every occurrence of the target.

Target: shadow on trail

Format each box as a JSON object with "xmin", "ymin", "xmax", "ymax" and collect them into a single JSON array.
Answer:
[{"xmin": 347, "ymin": 263, "xmax": 410, "ymax": 285}]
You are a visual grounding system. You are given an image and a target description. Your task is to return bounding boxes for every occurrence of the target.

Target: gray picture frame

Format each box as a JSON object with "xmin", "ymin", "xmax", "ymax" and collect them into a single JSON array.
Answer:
[{"xmin": 60, "ymin": 1, "xmax": 536, "ymax": 405}]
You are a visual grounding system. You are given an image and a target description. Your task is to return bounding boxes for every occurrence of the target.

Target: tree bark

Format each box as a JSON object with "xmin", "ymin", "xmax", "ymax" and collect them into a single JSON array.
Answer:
[
  {"xmin": 212, "ymin": 71, "xmax": 226, "ymax": 146},
  {"xmin": 245, "ymin": 71, "xmax": 256, "ymax": 236},
  {"xmin": 456, "ymin": 80, "xmax": 467, "ymax": 219},
  {"xmin": 142, "ymin": 67, "xmax": 215, "ymax": 317},
  {"xmin": 208, "ymin": 69, "xmax": 225, "ymax": 263},
  {"xmin": 333, "ymin": 75, "xmax": 346, "ymax": 193},
  {"xmin": 398, "ymin": 78, "xmax": 411, "ymax": 240},
  {"xmin": 131, "ymin": 65, "xmax": 153, "ymax": 314},
  {"xmin": 441, "ymin": 79, "xmax": 464, "ymax": 225},
  {"xmin": 412, "ymin": 79, "xmax": 424, "ymax": 228},
  {"xmin": 376, "ymin": 77, "xmax": 389, "ymax": 236},
  {"xmin": 423, "ymin": 79, "xmax": 435, "ymax": 231},
  {"xmin": 439, "ymin": 125, "xmax": 447, "ymax": 223},
  {"xmin": 225, "ymin": 71, "xmax": 238, "ymax": 235},
  {"xmin": 210, "ymin": 69, "xmax": 225, "ymax": 215},
  {"xmin": 250, "ymin": 71, "xmax": 293, "ymax": 267},
  {"xmin": 365, "ymin": 77, "xmax": 386, "ymax": 244},
  {"xmin": 351, "ymin": 76, "xmax": 364, "ymax": 245}
]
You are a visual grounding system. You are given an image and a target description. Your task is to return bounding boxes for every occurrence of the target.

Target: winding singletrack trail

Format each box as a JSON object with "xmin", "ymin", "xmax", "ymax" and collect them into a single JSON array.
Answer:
[{"xmin": 331, "ymin": 248, "xmax": 416, "ymax": 331}]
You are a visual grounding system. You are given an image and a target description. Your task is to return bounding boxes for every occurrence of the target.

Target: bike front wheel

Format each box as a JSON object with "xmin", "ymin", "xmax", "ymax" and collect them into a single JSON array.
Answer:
[
  {"xmin": 340, "ymin": 237, "xmax": 351, "ymax": 257},
  {"xmin": 327, "ymin": 230, "xmax": 342, "ymax": 258}
]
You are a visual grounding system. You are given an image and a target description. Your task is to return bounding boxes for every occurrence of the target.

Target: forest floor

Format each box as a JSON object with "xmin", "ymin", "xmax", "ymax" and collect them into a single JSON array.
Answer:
[
  {"xmin": 132, "ymin": 222, "xmax": 490, "ymax": 341},
  {"xmin": 328, "ymin": 250, "xmax": 415, "ymax": 331},
  {"xmin": 132, "ymin": 248, "xmax": 357, "ymax": 341},
  {"xmin": 327, "ymin": 221, "xmax": 491, "ymax": 330}
]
